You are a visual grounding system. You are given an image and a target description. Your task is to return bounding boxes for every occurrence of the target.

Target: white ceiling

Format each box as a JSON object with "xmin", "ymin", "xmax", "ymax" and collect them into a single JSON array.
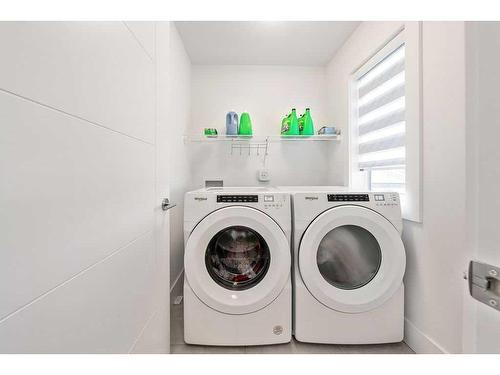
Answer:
[{"xmin": 175, "ymin": 21, "xmax": 360, "ymax": 66}]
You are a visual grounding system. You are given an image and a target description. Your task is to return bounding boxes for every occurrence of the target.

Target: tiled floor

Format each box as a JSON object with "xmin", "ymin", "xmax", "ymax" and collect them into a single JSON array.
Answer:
[{"xmin": 170, "ymin": 301, "xmax": 414, "ymax": 354}]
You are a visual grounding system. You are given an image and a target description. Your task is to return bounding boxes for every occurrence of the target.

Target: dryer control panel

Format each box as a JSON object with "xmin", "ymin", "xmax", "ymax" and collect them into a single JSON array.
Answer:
[
  {"xmin": 217, "ymin": 195, "xmax": 258, "ymax": 203},
  {"xmin": 328, "ymin": 194, "xmax": 370, "ymax": 202}
]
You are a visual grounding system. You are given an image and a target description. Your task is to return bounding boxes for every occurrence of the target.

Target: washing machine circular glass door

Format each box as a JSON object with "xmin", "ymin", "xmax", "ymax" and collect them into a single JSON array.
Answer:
[
  {"xmin": 298, "ymin": 205, "xmax": 405, "ymax": 313},
  {"xmin": 185, "ymin": 206, "xmax": 290, "ymax": 315}
]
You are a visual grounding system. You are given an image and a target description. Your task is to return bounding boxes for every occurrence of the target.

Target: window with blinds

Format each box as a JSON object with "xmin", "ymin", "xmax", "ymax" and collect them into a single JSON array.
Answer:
[{"xmin": 353, "ymin": 43, "xmax": 406, "ymax": 194}]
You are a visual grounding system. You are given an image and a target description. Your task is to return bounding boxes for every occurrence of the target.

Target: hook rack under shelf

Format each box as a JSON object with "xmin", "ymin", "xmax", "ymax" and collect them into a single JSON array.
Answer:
[{"xmin": 230, "ymin": 137, "xmax": 269, "ymax": 156}]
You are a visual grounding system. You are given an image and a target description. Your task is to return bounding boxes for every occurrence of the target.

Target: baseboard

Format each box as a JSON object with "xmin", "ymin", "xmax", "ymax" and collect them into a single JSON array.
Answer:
[
  {"xmin": 404, "ymin": 318, "xmax": 448, "ymax": 354},
  {"xmin": 170, "ymin": 269, "xmax": 184, "ymax": 302}
]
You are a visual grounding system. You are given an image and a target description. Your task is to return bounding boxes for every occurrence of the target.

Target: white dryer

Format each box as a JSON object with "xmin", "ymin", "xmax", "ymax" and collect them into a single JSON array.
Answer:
[
  {"xmin": 288, "ymin": 187, "xmax": 406, "ymax": 344},
  {"xmin": 183, "ymin": 187, "xmax": 292, "ymax": 346}
]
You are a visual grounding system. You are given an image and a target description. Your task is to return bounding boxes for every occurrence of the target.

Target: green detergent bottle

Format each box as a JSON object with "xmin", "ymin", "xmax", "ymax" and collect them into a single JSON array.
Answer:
[
  {"xmin": 281, "ymin": 108, "xmax": 299, "ymax": 136},
  {"xmin": 300, "ymin": 108, "xmax": 314, "ymax": 136},
  {"xmin": 281, "ymin": 114, "xmax": 290, "ymax": 134},
  {"xmin": 298, "ymin": 113, "xmax": 306, "ymax": 133},
  {"xmin": 239, "ymin": 112, "xmax": 253, "ymax": 136}
]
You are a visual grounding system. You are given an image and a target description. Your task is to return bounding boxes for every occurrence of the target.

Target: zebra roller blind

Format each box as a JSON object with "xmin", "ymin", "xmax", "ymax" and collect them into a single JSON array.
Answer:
[{"xmin": 354, "ymin": 43, "xmax": 406, "ymax": 193}]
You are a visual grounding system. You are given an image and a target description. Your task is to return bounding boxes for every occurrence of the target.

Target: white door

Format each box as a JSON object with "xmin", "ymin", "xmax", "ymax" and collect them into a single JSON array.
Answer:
[
  {"xmin": 0, "ymin": 22, "xmax": 168, "ymax": 353},
  {"xmin": 184, "ymin": 206, "xmax": 290, "ymax": 315},
  {"xmin": 463, "ymin": 22, "xmax": 500, "ymax": 354},
  {"xmin": 299, "ymin": 206, "xmax": 406, "ymax": 313}
]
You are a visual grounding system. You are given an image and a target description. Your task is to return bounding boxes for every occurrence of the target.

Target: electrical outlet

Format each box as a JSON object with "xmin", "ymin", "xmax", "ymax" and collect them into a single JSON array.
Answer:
[{"xmin": 258, "ymin": 169, "xmax": 270, "ymax": 182}]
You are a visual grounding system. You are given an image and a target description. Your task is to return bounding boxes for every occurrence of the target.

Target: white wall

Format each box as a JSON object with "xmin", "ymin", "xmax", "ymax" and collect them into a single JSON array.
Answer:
[
  {"xmin": 167, "ymin": 25, "xmax": 192, "ymax": 290},
  {"xmin": 402, "ymin": 22, "xmax": 467, "ymax": 354},
  {"xmin": 325, "ymin": 21, "xmax": 467, "ymax": 353},
  {"xmin": 0, "ymin": 22, "xmax": 169, "ymax": 353},
  {"xmin": 189, "ymin": 65, "xmax": 335, "ymax": 187}
]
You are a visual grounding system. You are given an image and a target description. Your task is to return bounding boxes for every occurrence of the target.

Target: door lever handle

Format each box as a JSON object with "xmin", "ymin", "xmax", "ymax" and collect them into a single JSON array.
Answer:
[{"xmin": 162, "ymin": 198, "xmax": 177, "ymax": 211}]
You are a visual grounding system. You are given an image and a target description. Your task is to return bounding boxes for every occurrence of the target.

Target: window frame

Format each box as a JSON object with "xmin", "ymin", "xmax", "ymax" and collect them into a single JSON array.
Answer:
[{"xmin": 349, "ymin": 22, "xmax": 422, "ymax": 222}]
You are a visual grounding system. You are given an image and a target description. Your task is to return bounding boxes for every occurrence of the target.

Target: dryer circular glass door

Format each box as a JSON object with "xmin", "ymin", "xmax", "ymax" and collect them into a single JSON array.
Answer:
[
  {"xmin": 185, "ymin": 206, "xmax": 290, "ymax": 315},
  {"xmin": 299, "ymin": 205, "xmax": 405, "ymax": 313}
]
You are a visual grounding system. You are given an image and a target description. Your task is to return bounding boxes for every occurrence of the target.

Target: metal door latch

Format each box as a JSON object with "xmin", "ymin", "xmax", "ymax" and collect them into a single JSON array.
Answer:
[
  {"xmin": 161, "ymin": 198, "xmax": 176, "ymax": 211},
  {"xmin": 468, "ymin": 261, "xmax": 500, "ymax": 311}
]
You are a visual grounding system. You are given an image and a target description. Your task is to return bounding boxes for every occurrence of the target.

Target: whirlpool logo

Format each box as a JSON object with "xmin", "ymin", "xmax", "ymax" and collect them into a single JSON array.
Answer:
[
  {"xmin": 305, "ymin": 196, "xmax": 319, "ymax": 201},
  {"xmin": 194, "ymin": 197, "xmax": 208, "ymax": 201}
]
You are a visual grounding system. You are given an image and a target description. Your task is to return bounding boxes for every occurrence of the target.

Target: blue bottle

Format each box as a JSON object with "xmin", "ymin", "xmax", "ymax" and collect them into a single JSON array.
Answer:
[{"xmin": 226, "ymin": 112, "xmax": 239, "ymax": 136}]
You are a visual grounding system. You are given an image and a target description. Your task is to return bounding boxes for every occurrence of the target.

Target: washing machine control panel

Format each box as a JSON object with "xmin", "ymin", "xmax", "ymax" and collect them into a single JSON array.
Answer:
[
  {"xmin": 328, "ymin": 194, "xmax": 370, "ymax": 202},
  {"xmin": 217, "ymin": 195, "xmax": 258, "ymax": 203},
  {"xmin": 374, "ymin": 193, "xmax": 400, "ymax": 207}
]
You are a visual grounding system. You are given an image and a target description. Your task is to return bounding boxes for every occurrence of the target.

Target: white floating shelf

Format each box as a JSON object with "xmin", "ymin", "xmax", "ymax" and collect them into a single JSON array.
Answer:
[{"xmin": 183, "ymin": 134, "xmax": 341, "ymax": 143}]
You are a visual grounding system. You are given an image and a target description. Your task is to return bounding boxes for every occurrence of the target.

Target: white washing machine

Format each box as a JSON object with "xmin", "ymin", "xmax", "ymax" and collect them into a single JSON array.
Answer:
[
  {"xmin": 285, "ymin": 186, "xmax": 406, "ymax": 344},
  {"xmin": 183, "ymin": 187, "xmax": 292, "ymax": 346}
]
